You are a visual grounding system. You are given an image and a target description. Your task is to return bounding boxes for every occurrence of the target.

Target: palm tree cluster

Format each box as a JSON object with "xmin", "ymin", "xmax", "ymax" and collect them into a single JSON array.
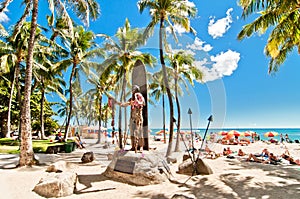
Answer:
[{"xmin": 0, "ymin": 0, "xmax": 203, "ymax": 166}]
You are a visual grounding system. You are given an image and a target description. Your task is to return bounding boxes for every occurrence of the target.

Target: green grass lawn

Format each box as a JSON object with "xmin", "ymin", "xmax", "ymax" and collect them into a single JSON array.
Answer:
[{"xmin": 0, "ymin": 138, "xmax": 75, "ymax": 154}]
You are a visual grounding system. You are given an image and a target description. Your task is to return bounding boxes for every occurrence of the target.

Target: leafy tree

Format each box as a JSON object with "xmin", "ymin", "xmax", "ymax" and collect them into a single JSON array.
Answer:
[
  {"xmin": 55, "ymin": 26, "xmax": 104, "ymax": 139},
  {"xmin": 99, "ymin": 18, "xmax": 155, "ymax": 148},
  {"xmin": 138, "ymin": 0, "xmax": 197, "ymax": 156},
  {"xmin": 0, "ymin": 0, "xmax": 101, "ymax": 166},
  {"xmin": 167, "ymin": 50, "xmax": 202, "ymax": 151}
]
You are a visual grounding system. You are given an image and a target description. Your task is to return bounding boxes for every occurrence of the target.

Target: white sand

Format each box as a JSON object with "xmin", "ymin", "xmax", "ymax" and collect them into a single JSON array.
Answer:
[{"xmin": 1, "ymin": 139, "xmax": 300, "ymax": 199}]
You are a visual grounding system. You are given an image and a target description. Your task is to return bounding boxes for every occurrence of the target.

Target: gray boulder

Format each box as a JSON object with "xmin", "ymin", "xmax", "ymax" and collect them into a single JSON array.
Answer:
[
  {"xmin": 104, "ymin": 150, "xmax": 169, "ymax": 186},
  {"xmin": 33, "ymin": 172, "xmax": 77, "ymax": 198},
  {"xmin": 46, "ymin": 160, "xmax": 76, "ymax": 173},
  {"xmin": 81, "ymin": 151, "xmax": 95, "ymax": 163},
  {"xmin": 177, "ymin": 158, "xmax": 213, "ymax": 175}
]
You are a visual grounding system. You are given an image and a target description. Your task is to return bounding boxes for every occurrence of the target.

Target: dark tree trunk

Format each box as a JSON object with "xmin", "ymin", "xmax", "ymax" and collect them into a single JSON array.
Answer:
[
  {"xmin": 19, "ymin": 0, "xmax": 38, "ymax": 166},
  {"xmin": 159, "ymin": 18, "xmax": 174, "ymax": 157},
  {"xmin": 65, "ymin": 63, "xmax": 77, "ymax": 139}
]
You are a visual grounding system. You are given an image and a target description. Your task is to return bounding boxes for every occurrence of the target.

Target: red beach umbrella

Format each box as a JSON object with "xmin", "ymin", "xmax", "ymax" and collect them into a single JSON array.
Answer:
[
  {"xmin": 218, "ymin": 131, "xmax": 228, "ymax": 136},
  {"xmin": 155, "ymin": 130, "xmax": 169, "ymax": 135},
  {"xmin": 242, "ymin": 131, "xmax": 254, "ymax": 137},
  {"xmin": 227, "ymin": 130, "xmax": 241, "ymax": 137},
  {"xmin": 264, "ymin": 131, "xmax": 278, "ymax": 137}
]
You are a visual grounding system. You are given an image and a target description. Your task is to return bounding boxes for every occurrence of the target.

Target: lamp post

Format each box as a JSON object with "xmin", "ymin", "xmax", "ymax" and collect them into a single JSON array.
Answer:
[
  {"xmin": 200, "ymin": 115, "xmax": 213, "ymax": 150},
  {"xmin": 188, "ymin": 108, "xmax": 195, "ymax": 161}
]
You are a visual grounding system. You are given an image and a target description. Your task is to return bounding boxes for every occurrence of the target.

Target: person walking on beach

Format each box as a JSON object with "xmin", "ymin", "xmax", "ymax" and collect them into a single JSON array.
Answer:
[
  {"xmin": 285, "ymin": 134, "xmax": 291, "ymax": 143},
  {"xmin": 118, "ymin": 85, "xmax": 145, "ymax": 152},
  {"xmin": 280, "ymin": 133, "xmax": 284, "ymax": 144}
]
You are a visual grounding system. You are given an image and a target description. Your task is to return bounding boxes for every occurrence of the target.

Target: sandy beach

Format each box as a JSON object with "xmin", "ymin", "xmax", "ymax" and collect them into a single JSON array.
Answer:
[{"xmin": 1, "ymin": 138, "xmax": 300, "ymax": 199}]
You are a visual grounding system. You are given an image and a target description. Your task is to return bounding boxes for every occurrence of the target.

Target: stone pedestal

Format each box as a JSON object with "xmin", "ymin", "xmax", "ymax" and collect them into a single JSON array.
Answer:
[{"xmin": 104, "ymin": 150, "xmax": 169, "ymax": 186}]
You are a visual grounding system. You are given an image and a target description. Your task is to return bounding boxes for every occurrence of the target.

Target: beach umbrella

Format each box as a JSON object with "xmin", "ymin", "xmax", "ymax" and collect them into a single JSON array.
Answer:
[
  {"xmin": 227, "ymin": 130, "xmax": 241, "ymax": 137},
  {"xmin": 241, "ymin": 131, "xmax": 255, "ymax": 137},
  {"xmin": 218, "ymin": 131, "xmax": 228, "ymax": 136},
  {"xmin": 155, "ymin": 130, "xmax": 169, "ymax": 135},
  {"xmin": 264, "ymin": 131, "xmax": 278, "ymax": 137}
]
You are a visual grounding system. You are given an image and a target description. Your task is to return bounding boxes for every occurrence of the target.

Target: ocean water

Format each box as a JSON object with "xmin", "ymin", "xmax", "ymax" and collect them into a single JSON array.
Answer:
[{"xmin": 149, "ymin": 128, "xmax": 300, "ymax": 141}]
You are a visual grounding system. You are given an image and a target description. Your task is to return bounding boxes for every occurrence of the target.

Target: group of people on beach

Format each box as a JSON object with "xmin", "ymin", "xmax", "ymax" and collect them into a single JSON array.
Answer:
[
  {"xmin": 54, "ymin": 132, "xmax": 85, "ymax": 149},
  {"xmin": 246, "ymin": 147, "xmax": 300, "ymax": 165},
  {"xmin": 203, "ymin": 143, "xmax": 300, "ymax": 166}
]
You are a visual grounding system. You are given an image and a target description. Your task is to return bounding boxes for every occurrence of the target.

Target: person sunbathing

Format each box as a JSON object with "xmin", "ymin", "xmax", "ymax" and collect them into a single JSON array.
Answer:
[
  {"xmin": 281, "ymin": 149, "xmax": 300, "ymax": 165},
  {"xmin": 205, "ymin": 145, "xmax": 218, "ymax": 159},
  {"xmin": 223, "ymin": 147, "xmax": 232, "ymax": 156},
  {"xmin": 267, "ymin": 153, "xmax": 280, "ymax": 165},
  {"xmin": 238, "ymin": 149, "xmax": 246, "ymax": 156},
  {"xmin": 246, "ymin": 148, "xmax": 270, "ymax": 163}
]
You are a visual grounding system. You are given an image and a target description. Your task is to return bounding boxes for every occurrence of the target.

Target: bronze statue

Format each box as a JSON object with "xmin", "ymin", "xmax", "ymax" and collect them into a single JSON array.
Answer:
[{"xmin": 119, "ymin": 85, "xmax": 145, "ymax": 152}]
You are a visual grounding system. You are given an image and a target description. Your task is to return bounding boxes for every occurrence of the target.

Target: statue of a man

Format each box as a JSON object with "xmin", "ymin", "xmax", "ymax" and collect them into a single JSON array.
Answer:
[{"xmin": 119, "ymin": 85, "xmax": 145, "ymax": 152}]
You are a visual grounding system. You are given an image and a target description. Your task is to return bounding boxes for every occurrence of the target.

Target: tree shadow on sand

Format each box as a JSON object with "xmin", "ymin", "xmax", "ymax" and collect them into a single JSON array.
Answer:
[
  {"xmin": 174, "ymin": 159, "xmax": 300, "ymax": 199},
  {"xmin": 75, "ymin": 173, "xmax": 116, "ymax": 195}
]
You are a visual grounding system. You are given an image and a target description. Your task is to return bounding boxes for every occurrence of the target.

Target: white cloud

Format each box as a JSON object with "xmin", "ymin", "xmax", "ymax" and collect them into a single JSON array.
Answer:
[
  {"xmin": 187, "ymin": 37, "xmax": 213, "ymax": 52},
  {"xmin": 208, "ymin": 8, "xmax": 233, "ymax": 39},
  {"xmin": 0, "ymin": 9, "xmax": 9, "ymax": 23},
  {"xmin": 195, "ymin": 50, "xmax": 240, "ymax": 82}
]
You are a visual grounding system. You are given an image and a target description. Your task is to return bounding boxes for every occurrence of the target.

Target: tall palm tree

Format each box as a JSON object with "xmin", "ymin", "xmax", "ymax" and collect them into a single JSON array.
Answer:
[
  {"xmin": 100, "ymin": 18, "xmax": 155, "ymax": 148},
  {"xmin": 18, "ymin": 0, "xmax": 39, "ymax": 166},
  {"xmin": 33, "ymin": 30, "xmax": 68, "ymax": 140},
  {"xmin": 1, "ymin": 0, "xmax": 101, "ymax": 166},
  {"xmin": 167, "ymin": 51, "xmax": 203, "ymax": 152},
  {"xmin": 138, "ymin": 0, "xmax": 197, "ymax": 156},
  {"xmin": 55, "ymin": 25, "xmax": 104, "ymax": 139},
  {"xmin": 87, "ymin": 70, "xmax": 118, "ymax": 144},
  {"xmin": 238, "ymin": 0, "xmax": 300, "ymax": 72},
  {"xmin": 0, "ymin": 22, "xmax": 35, "ymax": 138},
  {"xmin": 149, "ymin": 70, "xmax": 169, "ymax": 144}
]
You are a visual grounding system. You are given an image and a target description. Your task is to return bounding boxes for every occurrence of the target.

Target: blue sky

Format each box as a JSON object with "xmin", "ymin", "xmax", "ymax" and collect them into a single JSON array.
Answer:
[{"xmin": 1, "ymin": 0, "xmax": 300, "ymax": 129}]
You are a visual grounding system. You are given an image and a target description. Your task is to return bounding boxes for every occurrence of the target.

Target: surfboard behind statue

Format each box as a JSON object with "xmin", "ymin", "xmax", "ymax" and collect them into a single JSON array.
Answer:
[{"xmin": 132, "ymin": 60, "xmax": 149, "ymax": 150}]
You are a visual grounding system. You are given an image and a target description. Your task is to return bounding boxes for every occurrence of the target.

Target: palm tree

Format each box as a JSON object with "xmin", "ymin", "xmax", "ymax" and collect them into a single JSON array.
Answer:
[
  {"xmin": 99, "ymin": 18, "xmax": 155, "ymax": 148},
  {"xmin": 87, "ymin": 70, "xmax": 118, "ymax": 144},
  {"xmin": 1, "ymin": 0, "xmax": 101, "ymax": 166},
  {"xmin": 149, "ymin": 70, "xmax": 168, "ymax": 144},
  {"xmin": 55, "ymin": 25, "xmax": 104, "ymax": 139},
  {"xmin": 167, "ymin": 51, "xmax": 203, "ymax": 152},
  {"xmin": 238, "ymin": 0, "xmax": 300, "ymax": 72},
  {"xmin": 33, "ymin": 31, "xmax": 68, "ymax": 140},
  {"xmin": 0, "ymin": 22, "xmax": 35, "ymax": 138},
  {"xmin": 138, "ymin": 0, "xmax": 197, "ymax": 156},
  {"xmin": 18, "ymin": 0, "xmax": 39, "ymax": 166}
]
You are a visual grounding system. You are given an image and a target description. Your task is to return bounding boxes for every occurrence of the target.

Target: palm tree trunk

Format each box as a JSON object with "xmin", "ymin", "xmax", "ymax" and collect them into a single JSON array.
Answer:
[
  {"xmin": 163, "ymin": 93, "xmax": 166, "ymax": 144},
  {"xmin": 174, "ymin": 74, "xmax": 181, "ymax": 152},
  {"xmin": 6, "ymin": 66, "xmax": 17, "ymax": 137},
  {"xmin": 19, "ymin": 0, "xmax": 38, "ymax": 167},
  {"xmin": 159, "ymin": 18, "xmax": 174, "ymax": 157},
  {"xmin": 118, "ymin": 74, "xmax": 127, "ymax": 149},
  {"xmin": 65, "ymin": 63, "xmax": 77, "ymax": 140},
  {"xmin": 40, "ymin": 80, "xmax": 45, "ymax": 139},
  {"xmin": 96, "ymin": 96, "xmax": 102, "ymax": 144}
]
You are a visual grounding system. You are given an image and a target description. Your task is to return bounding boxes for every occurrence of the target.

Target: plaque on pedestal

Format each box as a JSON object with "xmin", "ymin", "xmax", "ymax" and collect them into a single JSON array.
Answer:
[{"xmin": 114, "ymin": 159, "xmax": 135, "ymax": 174}]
